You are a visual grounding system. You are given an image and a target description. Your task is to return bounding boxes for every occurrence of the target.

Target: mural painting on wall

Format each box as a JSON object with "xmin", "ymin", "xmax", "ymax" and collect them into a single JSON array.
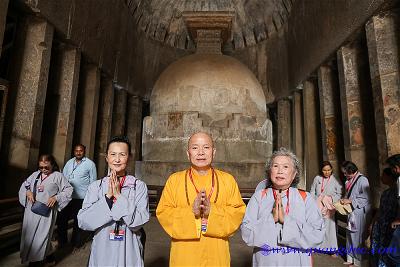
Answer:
[
  {"xmin": 168, "ymin": 112, "xmax": 183, "ymax": 130},
  {"xmin": 325, "ymin": 117, "xmax": 337, "ymax": 158},
  {"xmin": 350, "ymin": 116, "xmax": 364, "ymax": 146},
  {"xmin": 154, "ymin": 85, "xmax": 262, "ymax": 115},
  {"xmin": 386, "ymin": 106, "xmax": 400, "ymax": 154},
  {"xmin": 327, "ymin": 128, "xmax": 337, "ymax": 156}
]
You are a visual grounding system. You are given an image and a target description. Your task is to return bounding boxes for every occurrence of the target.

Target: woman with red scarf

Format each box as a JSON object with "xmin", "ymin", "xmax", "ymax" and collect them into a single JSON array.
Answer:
[
  {"xmin": 310, "ymin": 161, "xmax": 343, "ymax": 255},
  {"xmin": 340, "ymin": 161, "xmax": 372, "ymax": 267}
]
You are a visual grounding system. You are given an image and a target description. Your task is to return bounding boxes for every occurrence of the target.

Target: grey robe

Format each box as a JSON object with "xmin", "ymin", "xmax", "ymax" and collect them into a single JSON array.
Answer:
[
  {"xmin": 345, "ymin": 174, "xmax": 371, "ymax": 263},
  {"xmin": 310, "ymin": 175, "xmax": 342, "ymax": 249},
  {"xmin": 241, "ymin": 187, "xmax": 325, "ymax": 266},
  {"xmin": 18, "ymin": 171, "xmax": 73, "ymax": 263},
  {"xmin": 77, "ymin": 175, "xmax": 150, "ymax": 267}
]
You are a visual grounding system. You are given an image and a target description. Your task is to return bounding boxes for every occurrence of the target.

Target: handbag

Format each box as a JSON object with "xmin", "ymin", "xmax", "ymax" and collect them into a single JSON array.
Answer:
[{"xmin": 31, "ymin": 201, "xmax": 51, "ymax": 217}]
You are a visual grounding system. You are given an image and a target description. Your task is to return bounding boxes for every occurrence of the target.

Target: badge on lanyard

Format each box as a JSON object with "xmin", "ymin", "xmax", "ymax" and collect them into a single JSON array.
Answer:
[
  {"xmin": 201, "ymin": 218, "xmax": 208, "ymax": 233},
  {"xmin": 109, "ymin": 220, "xmax": 125, "ymax": 241},
  {"xmin": 109, "ymin": 229, "xmax": 125, "ymax": 241},
  {"xmin": 38, "ymin": 185, "xmax": 44, "ymax": 192}
]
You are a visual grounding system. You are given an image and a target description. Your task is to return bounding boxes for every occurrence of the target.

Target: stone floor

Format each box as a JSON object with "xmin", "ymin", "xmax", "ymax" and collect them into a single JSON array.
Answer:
[{"xmin": 0, "ymin": 216, "xmax": 345, "ymax": 267}]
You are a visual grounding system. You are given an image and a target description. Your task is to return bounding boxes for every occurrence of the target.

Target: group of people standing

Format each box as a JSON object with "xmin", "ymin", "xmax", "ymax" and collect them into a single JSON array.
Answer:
[
  {"xmin": 17, "ymin": 132, "xmax": 400, "ymax": 267},
  {"xmin": 309, "ymin": 158, "xmax": 400, "ymax": 267}
]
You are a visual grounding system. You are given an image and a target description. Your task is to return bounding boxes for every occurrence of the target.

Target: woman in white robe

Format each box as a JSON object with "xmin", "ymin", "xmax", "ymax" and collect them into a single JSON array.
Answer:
[
  {"xmin": 310, "ymin": 161, "xmax": 343, "ymax": 251},
  {"xmin": 241, "ymin": 148, "xmax": 325, "ymax": 266},
  {"xmin": 78, "ymin": 136, "xmax": 149, "ymax": 267},
  {"xmin": 340, "ymin": 161, "xmax": 371, "ymax": 267},
  {"xmin": 18, "ymin": 154, "xmax": 72, "ymax": 266}
]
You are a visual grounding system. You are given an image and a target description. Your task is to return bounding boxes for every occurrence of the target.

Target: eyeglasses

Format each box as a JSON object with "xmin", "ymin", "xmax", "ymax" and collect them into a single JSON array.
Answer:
[{"xmin": 38, "ymin": 166, "xmax": 50, "ymax": 170}]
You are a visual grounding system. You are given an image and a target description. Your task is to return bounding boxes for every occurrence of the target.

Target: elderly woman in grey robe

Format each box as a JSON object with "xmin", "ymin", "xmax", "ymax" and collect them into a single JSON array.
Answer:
[
  {"xmin": 78, "ymin": 136, "xmax": 149, "ymax": 267},
  {"xmin": 310, "ymin": 161, "xmax": 343, "ymax": 253},
  {"xmin": 18, "ymin": 154, "xmax": 72, "ymax": 266},
  {"xmin": 241, "ymin": 148, "xmax": 325, "ymax": 266},
  {"xmin": 340, "ymin": 161, "xmax": 371, "ymax": 267}
]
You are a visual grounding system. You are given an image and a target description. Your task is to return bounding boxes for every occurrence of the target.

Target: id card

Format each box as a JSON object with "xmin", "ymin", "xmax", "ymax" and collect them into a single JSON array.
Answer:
[
  {"xmin": 109, "ymin": 230, "xmax": 125, "ymax": 241},
  {"xmin": 201, "ymin": 218, "xmax": 208, "ymax": 233},
  {"xmin": 38, "ymin": 185, "xmax": 44, "ymax": 192}
]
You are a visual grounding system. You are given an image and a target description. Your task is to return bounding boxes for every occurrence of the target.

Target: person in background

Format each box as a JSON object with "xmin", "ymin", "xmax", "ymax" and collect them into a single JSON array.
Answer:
[
  {"xmin": 310, "ymin": 161, "xmax": 342, "ymax": 256},
  {"xmin": 370, "ymin": 168, "xmax": 399, "ymax": 267},
  {"xmin": 78, "ymin": 136, "xmax": 149, "ymax": 267},
  {"xmin": 19, "ymin": 154, "xmax": 72, "ymax": 266},
  {"xmin": 385, "ymin": 154, "xmax": 400, "ymax": 266},
  {"xmin": 241, "ymin": 148, "xmax": 325, "ymax": 266},
  {"xmin": 57, "ymin": 144, "xmax": 97, "ymax": 248},
  {"xmin": 340, "ymin": 161, "xmax": 371, "ymax": 267}
]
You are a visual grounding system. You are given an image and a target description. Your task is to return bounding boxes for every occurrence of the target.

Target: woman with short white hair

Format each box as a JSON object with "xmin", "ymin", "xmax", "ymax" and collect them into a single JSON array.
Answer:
[{"xmin": 241, "ymin": 148, "xmax": 325, "ymax": 266}]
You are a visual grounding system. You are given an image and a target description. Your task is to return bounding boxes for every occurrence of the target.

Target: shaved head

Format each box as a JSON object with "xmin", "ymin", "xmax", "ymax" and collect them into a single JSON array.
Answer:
[
  {"xmin": 188, "ymin": 132, "xmax": 214, "ymax": 149},
  {"xmin": 187, "ymin": 132, "xmax": 216, "ymax": 171}
]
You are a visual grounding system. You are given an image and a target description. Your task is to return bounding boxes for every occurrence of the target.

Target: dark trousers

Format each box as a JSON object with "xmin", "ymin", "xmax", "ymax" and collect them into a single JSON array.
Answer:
[{"xmin": 56, "ymin": 198, "xmax": 83, "ymax": 247}]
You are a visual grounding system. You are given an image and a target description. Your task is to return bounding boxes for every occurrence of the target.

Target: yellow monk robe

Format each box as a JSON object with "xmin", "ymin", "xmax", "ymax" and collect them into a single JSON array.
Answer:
[{"xmin": 156, "ymin": 168, "xmax": 246, "ymax": 267}]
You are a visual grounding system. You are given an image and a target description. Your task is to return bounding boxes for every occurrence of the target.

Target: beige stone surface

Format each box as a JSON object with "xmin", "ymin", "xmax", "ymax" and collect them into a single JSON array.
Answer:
[
  {"xmin": 51, "ymin": 47, "xmax": 81, "ymax": 167},
  {"xmin": 8, "ymin": 17, "xmax": 54, "ymax": 171},
  {"xmin": 111, "ymin": 89, "xmax": 127, "ymax": 137},
  {"xmin": 141, "ymin": 53, "xmax": 272, "ymax": 185},
  {"xmin": 94, "ymin": 77, "xmax": 114, "ymax": 177},
  {"xmin": 75, "ymin": 64, "xmax": 100, "ymax": 159},
  {"xmin": 318, "ymin": 64, "xmax": 342, "ymax": 176},
  {"xmin": 302, "ymin": 79, "xmax": 322, "ymax": 190},
  {"xmin": 366, "ymin": 11, "xmax": 400, "ymax": 161},
  {"xmin": 126, "ymin": 95, "xmax": 143, "ymax": 175}
]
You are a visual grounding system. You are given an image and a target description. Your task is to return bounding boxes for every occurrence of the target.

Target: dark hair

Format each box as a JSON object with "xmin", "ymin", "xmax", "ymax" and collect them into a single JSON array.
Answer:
[
  {"xmin": 341, "ymin": 161, "xmax": 358, "ymax": 174},
  {"xmin": 382, "ymin": 167, "xmax": 397, "ymax": 180},
  {"xmin": 386, "ymin": 154, "xmax": 400, "ymax": 168},
  {"xmin": 106, "ymin": 135, "xmax": 131, "ymax": 154},
  {"xmin": 321, "ymin": 161, "xmax": 333, "ymax": 170},
  {"xmin": 38, "ymin": 154, "xmax": 60, "ymax": 172},
  {"xmin": 265, "ymin": 147, "xmax": 302, "ymax": 188},
  {"xmin": 74, "ymin": 144, "xmax": 86, "ymax": 151}
]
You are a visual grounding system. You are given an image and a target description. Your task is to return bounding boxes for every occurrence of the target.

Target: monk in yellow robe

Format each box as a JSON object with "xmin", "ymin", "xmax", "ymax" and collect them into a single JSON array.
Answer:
[{"xmin": 156, "ymin": 132, "xmax": 246, "ymax": 266}]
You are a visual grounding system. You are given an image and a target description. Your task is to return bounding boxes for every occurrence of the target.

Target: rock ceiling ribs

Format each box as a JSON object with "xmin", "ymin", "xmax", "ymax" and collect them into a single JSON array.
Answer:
[{"xmin": 124, "ymin": 0, "xmax": 294, "ymax": 50}]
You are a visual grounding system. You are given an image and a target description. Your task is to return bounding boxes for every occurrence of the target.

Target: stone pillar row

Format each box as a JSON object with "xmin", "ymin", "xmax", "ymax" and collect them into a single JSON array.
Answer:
[
  {"xmin": 0, "ymin": 15, "xmax": 144, "ymax": 195},
  {"xmin": 318, "ymin": 64, "xmax": 342, "ymax": 176},
  {"xmin": 366, "ymin": 11, "xmax": 400, "ymax": 166},
  {"xmin": 279, "ymin": 10, "xmax": 400, "ymax": 194}
]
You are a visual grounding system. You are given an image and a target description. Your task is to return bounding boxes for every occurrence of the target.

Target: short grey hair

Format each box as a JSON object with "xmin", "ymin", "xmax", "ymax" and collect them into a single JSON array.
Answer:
[{"xmin": 265, "ymin": 147, "xmax": 302, "ymax": 188}]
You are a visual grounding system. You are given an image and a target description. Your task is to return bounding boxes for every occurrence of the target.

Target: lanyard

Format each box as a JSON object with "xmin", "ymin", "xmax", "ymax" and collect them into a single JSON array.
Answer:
[
  {"xmin": 40, "ymin": 173, "xmax": 50, "ymax": 183},
  {"xmin": 345, "ymin": 172, "xmax": 359, "ymax": 193},
  {"xmin": 119, "ymin": 176, "xmax": 127, "ymax": 190},
  {"xmin": 321, "ymin": 176, "xmax": 331, "ymax": 194},
  {"xmin": 112, "ymin": 176, "xmax": 126, "ymax": 203},
  {"xmin": 113, "ymin": 175, "xmax": 126, "ymax": 233},
  {"xmin": 272, "ymin": 188, "xmax": 290, "ymax": 215},
  {"xmin": 72, "ymin": 159, "xmax": 82, "ymax": 173},
  {"xmin": 188, "ymin": 168, "xmax": 215, "ymax": 200}
]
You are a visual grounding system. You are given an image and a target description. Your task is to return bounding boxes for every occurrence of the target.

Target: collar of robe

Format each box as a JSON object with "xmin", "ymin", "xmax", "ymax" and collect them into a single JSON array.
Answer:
[{"xmin": 185, "ymin": 167, "xmax": 219, "ymax": 206}]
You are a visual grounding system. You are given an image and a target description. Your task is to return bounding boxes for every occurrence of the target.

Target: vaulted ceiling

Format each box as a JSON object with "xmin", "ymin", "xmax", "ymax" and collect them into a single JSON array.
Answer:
[{"xmin": 124, "ymin": 0, "xmax": 294, "ymax": 50}]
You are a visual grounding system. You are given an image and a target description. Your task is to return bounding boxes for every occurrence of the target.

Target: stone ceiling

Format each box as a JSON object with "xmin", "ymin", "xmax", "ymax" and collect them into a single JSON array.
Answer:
[{"xmin": 124, "ymin": 0, "xmax": 294, "ymax": 50}]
